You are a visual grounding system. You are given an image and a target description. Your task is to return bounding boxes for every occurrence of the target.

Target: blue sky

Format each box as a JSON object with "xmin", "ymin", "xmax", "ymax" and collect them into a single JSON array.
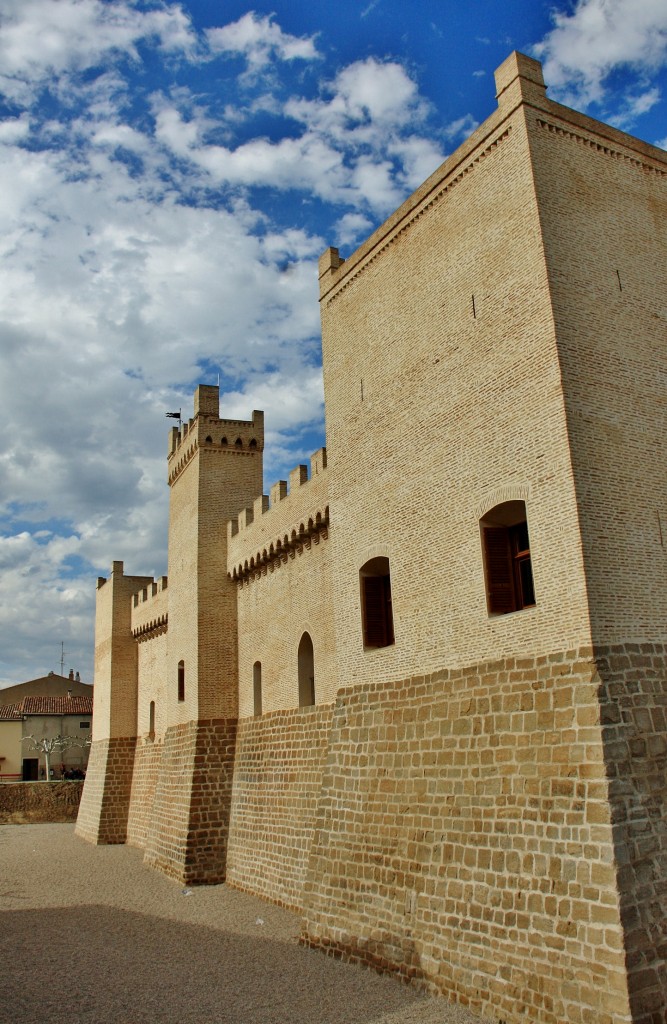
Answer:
[{"xmin": 0, "ymin": 0, "xmax": 666, "ymax": 686}]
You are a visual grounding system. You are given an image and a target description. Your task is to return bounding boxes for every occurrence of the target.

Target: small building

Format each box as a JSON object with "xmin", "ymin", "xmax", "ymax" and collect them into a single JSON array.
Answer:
[{"xmin": 0, "ymin": 691, "xmax": 93, "ymax": 781}]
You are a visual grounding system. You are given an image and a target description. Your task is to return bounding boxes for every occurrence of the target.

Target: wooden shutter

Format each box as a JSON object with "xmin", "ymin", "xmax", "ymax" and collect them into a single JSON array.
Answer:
[
  {"xmin": 363, "ymin": 575, "xmax": 388, "ymax": 646},
  {"xmin": 483, "ymin": 527, "xmax": 515, "ymax": 614}
]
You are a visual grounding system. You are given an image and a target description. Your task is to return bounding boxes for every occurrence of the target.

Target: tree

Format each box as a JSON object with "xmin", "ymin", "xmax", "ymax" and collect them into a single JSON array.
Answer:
[{"xmin": 21, "ymin": 734, "xmax": 89, "ymax": 780}]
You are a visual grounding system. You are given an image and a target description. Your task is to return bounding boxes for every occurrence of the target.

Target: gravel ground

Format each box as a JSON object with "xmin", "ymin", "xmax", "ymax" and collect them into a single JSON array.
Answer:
[{"xmin": 0, "ymin": 824, "xmax": 484, "ymax": 1024}]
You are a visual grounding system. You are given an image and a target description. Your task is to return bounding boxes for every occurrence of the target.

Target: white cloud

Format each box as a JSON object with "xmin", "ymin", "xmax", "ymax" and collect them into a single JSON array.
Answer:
[
  {"xmin": 153, "ymin": 58, "xmax": 445, "ymax": 215},
  {"xmin": 206, "ymin": 12, "xmax": 319, "ymax": 72},
  {"xmin": 334, "ymin": 212, "xmax": 374, "ymax": 248},
  {"xmin": 0, "ymin": 6, "xmax": 460, "ymax": 685},
  {"xmin": 0, "ymin": 531, "xmax": 94, "ymax": 684},
  {"xmin": 0, "ymin": 0, "xmax": 197, "ymax": 105},
  {"xmin": 0, "ymin": 114, "xmax": 30, "ymax": 143},
  {"xmin": 535, "ymin": 0, "xmax": 667, "ymax": 108}
]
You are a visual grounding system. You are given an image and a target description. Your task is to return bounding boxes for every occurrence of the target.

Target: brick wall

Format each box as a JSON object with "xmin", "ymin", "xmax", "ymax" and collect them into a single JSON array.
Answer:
[
  {"xmin": 527, "ymin": 93, "xmax": 667, "ymax": 651},
  {"xmin": 226, "ymin": 704, "xmax": 334, "ymax": 910},
  {"xmin": 301, "ymin": 650, "xmax": 632, "ymax": 1024},
  {"xmin": 236, "ymin": 533, "xmax": 337, "ymax": 715},
  {"xmin": 318, "ymin": 75, "xmax": 591, "ymax": 693}
]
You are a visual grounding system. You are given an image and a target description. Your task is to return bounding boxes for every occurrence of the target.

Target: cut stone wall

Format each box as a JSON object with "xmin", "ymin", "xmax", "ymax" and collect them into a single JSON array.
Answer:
[
  {"xmin": 597, "ymin": 644, "xmax": 667, "ymax": 1024},
  {"xmin": 301, "ymin": 650, "xmax": 632, "ymax": 1024},
  {"xmin": 126, "ymin": 737, "xmax": 162, "ymax": 850},
  {"xmin": 143, "ymin": 719, "xmax": 237, "ymax": 884},
  {"xmin": 76, "ymin": 736, "xmax": 137, "ymax": 844},
  {"xmin": 226, "ymin": 704, "xmax": 334, "ymax": 910}
]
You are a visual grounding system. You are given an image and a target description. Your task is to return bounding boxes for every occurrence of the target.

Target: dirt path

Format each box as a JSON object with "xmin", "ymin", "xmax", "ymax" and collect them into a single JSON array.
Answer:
[{"xmin": 0, "ymin": 824, "xmax": 483, "ymax": 1024}]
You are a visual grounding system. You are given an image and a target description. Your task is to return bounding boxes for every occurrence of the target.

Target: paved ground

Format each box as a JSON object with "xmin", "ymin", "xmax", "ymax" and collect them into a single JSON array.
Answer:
[{"xmin": 0, "ymin": 824, "xmax": 484, "ymax": 1024}]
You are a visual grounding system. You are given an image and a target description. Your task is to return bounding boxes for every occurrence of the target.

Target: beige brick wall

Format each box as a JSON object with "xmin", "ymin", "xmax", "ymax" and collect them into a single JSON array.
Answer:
[
  {"xmin": 319, "ymin": 69, "xmax": 590, "ymax": 689},
  {"xmin": 236, "ymin": 531, "xmax": 336, "ymax": 715},
  {"xmin": 166, "ymin": 387, "xmax": 263, "ymax": 724},
  {"xmin": 135, "ymin": 631, "xmax": 168, "ymax": 738},
  {"xmin": 526, "ymin": 100, "xmax": 667, "ymax": 647},
  {"xmin": 92, "ymin": 562, "xmax": 153, "ymax": 742},
  {"xmin": 143, "ymin": 718, "xmax": 237, "ymax": 884}
]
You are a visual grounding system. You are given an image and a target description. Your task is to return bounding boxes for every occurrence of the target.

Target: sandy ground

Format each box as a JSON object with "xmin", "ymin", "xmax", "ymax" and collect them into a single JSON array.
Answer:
[{"xmin": 0, "ymin": 824, "xmax": 484, "ymax": 1024}]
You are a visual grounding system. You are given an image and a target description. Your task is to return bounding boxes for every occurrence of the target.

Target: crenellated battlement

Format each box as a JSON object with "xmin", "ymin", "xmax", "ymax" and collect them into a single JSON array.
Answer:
[
  {"xmin": 228, "ymin": 447, "xmax": 329, "ymax": 580},
  {"xmin": 130, "ymin": 575, "xmax": 169, "ymax": 641},
  {"xmin": 167, "ymin": 385, "xmax": 264, "ymax": 486}
]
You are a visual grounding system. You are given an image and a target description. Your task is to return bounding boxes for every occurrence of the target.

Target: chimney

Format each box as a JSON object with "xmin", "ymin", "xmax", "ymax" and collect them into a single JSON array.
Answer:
[
  {"xmin": 68, "ymin": 669, "xmax": 74, "ymax": 681},
  {"xmin": 75, "ymin": 671, "xmax": 80, "ymax": 682}
]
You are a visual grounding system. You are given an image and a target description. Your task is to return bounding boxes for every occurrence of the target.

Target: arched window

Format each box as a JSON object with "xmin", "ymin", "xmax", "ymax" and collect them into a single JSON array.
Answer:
[
  {"xmin": 253, "ymin": 661, "xmax": 262, "ymax": 716},
  {"xmin": 480, "ymin": 500, "xmax": 535, "ymax": 614},
  {"xmin": 298, "ymin": 633, "xmax": 315, "ymax": 707},
  {"xmin": 177, "ymin": 660, "xmax": 185, "ymax": 702},
  {"xmin": 205, "ymin": 435, "xmax": 212, "ymax": 443},
  {"xmin": 235, "ymin": 437, "xmax": 243, "ymax": 447},
  {"xmin": 148, "ymin": 700, "xmax": 155, "ymax": 739},
  {"xmin": 360, "ymin": 557, "xmax": 395, "ymax": 648},
  {"xmin": 221, "ymin": 436, "xmax": 228, "ymax": 446},
  {"xmin": 249, "ymin": 438, "xmax": 257, "ymax": 449}
]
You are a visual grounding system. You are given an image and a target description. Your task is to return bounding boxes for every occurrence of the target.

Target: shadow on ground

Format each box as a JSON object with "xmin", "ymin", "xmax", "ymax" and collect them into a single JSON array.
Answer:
[{"xmin": 1, "ymin": 904, "xmax": 446, "ymax": 1024}]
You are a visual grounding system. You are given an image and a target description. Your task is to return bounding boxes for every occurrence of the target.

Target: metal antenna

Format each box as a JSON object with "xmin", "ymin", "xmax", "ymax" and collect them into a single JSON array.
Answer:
[{"xmin": 60, "ymin": 641, "xmax": 65, "ymax": 676}]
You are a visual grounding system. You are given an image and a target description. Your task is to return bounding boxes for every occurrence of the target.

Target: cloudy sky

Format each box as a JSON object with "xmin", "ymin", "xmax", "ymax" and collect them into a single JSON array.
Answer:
[{"xmin": 1, "ymin": 0, "xmax": 666, "ymax": 687}]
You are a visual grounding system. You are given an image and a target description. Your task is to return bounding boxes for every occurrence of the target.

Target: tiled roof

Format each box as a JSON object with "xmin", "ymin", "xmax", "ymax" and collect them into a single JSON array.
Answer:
[
  {"xmin": 0, "ymin": 703, "xmax": 21, "ymax": 721},
  {"xmin": 0, "ymin": 695, "xmax": 93, "ymax": 718}
]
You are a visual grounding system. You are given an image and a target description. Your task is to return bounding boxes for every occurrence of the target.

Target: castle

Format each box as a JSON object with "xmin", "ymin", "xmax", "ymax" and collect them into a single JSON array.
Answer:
[{"xmin": 76, "ymin": 54, "xmax": 667, "ymax": 1024}]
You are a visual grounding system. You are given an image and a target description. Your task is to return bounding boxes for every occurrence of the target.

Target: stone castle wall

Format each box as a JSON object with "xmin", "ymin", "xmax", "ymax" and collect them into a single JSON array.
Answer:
[
  {"xmin": 301, "ymin": 649, "xmax": 631, "ymax": 1024},
  {"xmin": 527, "ymin": 102, "xmax": 667, "ymax": 649},
  {"xmin": 229, "ymin": 450, "xmax": 336, "ymax": 715},
  {"xmin": 318, "ymin": 67, "xmax": 592, "ymax": 695},
  {"xmin": 226, "ymin": 704, "xmax": 335, "ymax": 910},
  {"xmin": 597, "ymin": 644, "xmax": 667, "ymax": 1024},
  {"xmin": 126, "ymin": 737, "xmax": 162, "ymax": 850},
  {"xmin": 77, "ymin": 54, "xmax": 667, "ymax": 1024},
  {"xmin": 142, "ymin": 719, "xmax": 237, "ymax": 884}
]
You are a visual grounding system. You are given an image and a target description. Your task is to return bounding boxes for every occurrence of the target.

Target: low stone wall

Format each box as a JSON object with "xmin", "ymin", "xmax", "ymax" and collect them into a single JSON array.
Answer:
[
  {"xmin": 0, "ymin": 781, "xmax": 83, "ymax": 823},
  {"xmin": 301, "ymin": 650, "xmax": 632, "ymax": 1024},
  {"xmin": 226, "ymin": 704, "xmax": 335, "ymax": 910}
]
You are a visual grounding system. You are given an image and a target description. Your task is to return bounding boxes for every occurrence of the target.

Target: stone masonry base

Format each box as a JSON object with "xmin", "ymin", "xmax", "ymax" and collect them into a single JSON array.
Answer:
[
  {"xmin": 142, "ymin": 718, "xmax": 237, "ymax": 884},
  {"xmin": 78, "ymin": 644, "xmax": 667, "ymax": 1024},
  {"xmin": 75, "ymin": 736, "xmax": 137, "ymax": 845}
]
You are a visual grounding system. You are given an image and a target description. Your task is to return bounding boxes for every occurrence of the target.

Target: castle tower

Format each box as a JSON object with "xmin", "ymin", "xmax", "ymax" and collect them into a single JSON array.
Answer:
[
  {"xmin": 76, "ymin": 561, "xmax": 154, "ymax": 844},
  {"xmin": 164, "ymin": 384, "xmax": 264, "ymax": 721},
  {"xmin": 142, "ymin": 385, "xmax": 264, "ymax": 882}
]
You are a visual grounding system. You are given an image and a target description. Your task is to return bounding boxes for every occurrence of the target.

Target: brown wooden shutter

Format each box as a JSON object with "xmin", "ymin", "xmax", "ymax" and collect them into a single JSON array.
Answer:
[
  {"xmin": 483, "ymin": 527, "xmax": 515, "ymax": 614},
  {"xmin": 363, "ymin": 576, "xmax": 387, "ymax": 646}
]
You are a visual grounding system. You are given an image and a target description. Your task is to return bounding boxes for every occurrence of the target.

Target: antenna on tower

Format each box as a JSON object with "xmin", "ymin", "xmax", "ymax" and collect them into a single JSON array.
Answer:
[{"xmin": 60, "ymin": 641, "xmax": 65, "ymax": 676}]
